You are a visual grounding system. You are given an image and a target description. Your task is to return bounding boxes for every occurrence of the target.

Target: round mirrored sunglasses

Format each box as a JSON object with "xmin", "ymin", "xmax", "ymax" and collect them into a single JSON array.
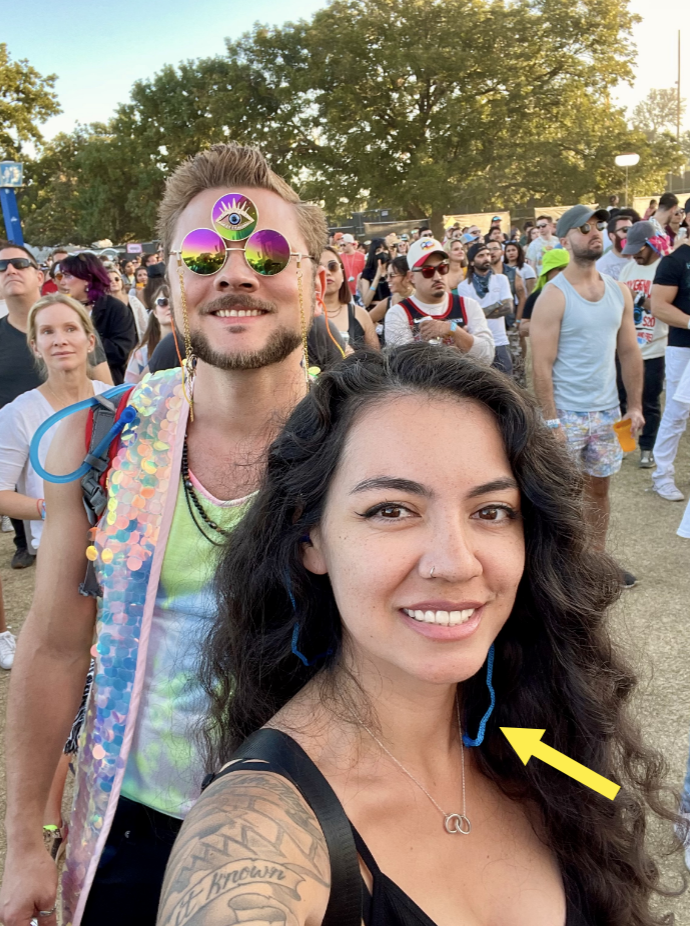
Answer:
[
  {"xmin": 576, "ymin": 221, "xmax": 607, "ymax": 234},
  {"xmin": 174, "ymin": 227, "xmax": 312, "ymax": 277}
]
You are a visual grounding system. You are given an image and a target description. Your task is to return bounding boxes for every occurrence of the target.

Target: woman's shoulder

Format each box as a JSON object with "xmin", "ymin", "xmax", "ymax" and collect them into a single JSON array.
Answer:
[
  {"xmin": 0, "ymin": 388, "xmax": 48, "ymax": 445},
  {"xmin": 158, "ymin": 767, "xmax": 330, "ymax": 926},
  {"xmin": 93, "ymin": 381, "xmax": 114, "ymax": 395},
  {"xmin": 0, "ymin": 387, "xmax": 46, "ymax": 420}
]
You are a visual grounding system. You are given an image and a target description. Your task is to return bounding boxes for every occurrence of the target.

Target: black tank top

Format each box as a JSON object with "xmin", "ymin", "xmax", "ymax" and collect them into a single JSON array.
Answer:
[
  {"xmin": 345, "ymin": 303, "xmax": 366, "ymax": 350},
  {"xmin": 207, "ymin": 729, "xmax": 593, "ymax": 926}
]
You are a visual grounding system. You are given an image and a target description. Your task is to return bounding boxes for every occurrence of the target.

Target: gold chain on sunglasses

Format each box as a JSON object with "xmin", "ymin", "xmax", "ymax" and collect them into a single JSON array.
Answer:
[{"xmin": 177, "ymin": 263, "xmax": 196, "ymax": 421}]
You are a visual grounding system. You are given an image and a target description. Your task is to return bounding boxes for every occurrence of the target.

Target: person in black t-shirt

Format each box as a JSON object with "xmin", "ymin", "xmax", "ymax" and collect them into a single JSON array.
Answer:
[
  {"xmin": 358, "ymin": 238, "xmax": 391, "ymax": 309},
  {"xmin": 650, "ymin": 239, "xmax": 690, "ymax": 500},
  {"xmin": 56, "ymin": 253, "xmax": 137, "ymax": 383}
]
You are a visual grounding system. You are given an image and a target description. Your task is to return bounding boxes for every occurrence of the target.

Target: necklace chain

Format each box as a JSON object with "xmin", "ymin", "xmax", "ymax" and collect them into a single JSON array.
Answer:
[
  {"xmin": 181, "ymin": 435, "xmax": 229, "ymax": 546},
  {"xmin": 44, "ymin": 382, "xmax": 93, "ymax": 406},
  {"xmin": 359, "ymin": 701, "xmax": 471, "ymax": 835}
]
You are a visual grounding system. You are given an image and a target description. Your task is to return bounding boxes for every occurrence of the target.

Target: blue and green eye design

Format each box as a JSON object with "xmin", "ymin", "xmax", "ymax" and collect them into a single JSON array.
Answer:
[{"xmin": 212, "ymin": 193, "xmax": 258, "ymax": 241}]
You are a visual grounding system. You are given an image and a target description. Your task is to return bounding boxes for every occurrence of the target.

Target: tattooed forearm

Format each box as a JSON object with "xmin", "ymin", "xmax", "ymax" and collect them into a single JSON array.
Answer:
[{"xmin": 157, "ymin": 771, "xmax": 331, "ymax": 926}]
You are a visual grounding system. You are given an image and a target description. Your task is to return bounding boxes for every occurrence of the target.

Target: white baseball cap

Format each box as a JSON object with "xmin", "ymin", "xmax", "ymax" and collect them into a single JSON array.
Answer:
[
  {"xmin": 341, "ymin": 234, "xmax": 356, "ymax": 244},
  {"xmin": 406, "ymin": 237, "xmax": 448, "ymax": 269}
]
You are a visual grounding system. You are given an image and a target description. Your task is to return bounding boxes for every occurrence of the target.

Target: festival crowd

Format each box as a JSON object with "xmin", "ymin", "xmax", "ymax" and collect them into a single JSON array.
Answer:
[{"xmin": 0, "ymin": 144, "xmax": 689, "ymax": 926}]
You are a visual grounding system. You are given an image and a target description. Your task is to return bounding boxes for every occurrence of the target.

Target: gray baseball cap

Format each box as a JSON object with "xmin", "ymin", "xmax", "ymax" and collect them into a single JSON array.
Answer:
[
  {"xmin": 555, "ymin": 205, "xmax": 610, "ymax": 238},
  {"xmin": 621, "ymin": 220, "xmax": 656, "ymax": 255}
]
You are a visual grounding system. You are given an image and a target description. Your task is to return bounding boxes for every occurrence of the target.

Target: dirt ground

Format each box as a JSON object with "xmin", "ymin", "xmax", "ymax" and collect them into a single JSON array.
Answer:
[{"xmin": 2, "ymin": 432, "xmax": 690, "ymax": 920}]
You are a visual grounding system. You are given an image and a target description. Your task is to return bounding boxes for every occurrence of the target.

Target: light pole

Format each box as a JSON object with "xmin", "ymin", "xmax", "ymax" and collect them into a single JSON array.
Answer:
[{"xmin": 614, "ymin": 153, "xmax": 640, "ymax": 207}]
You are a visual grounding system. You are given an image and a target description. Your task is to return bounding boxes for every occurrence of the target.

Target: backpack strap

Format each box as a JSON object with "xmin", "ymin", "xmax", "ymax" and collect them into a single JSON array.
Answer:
[
  {"xmin": 206, "ymin": 729, "xmax": 362, "ymax": 926},
  {"xmin": 79, "ymin": 387, "xmax": 135, "ymax": 598}
]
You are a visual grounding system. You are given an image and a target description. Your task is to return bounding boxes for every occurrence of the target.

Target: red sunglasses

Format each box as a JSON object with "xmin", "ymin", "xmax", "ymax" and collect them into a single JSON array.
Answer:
[{"xmin": 412, "ymin": 262, "xmax": 450, "ymax": 279}]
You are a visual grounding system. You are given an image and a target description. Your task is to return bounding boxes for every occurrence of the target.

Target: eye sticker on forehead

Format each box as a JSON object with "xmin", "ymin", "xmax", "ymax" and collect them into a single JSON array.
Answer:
[{"xmin": 212, "ymin": 193, "xmax": 258, "ymax": 241}]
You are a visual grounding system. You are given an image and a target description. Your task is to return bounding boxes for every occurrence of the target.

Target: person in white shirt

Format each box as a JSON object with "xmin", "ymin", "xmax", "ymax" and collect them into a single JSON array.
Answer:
[
  {"xmin": 595, "ymin": 213, "xmax": 633, "ymax": 281},
  {"xmin": 456, "ymin": 242, "xmax": 514, "ymax": 374},
  {"xmin": 526, "ymin": 215, "xmax": 561, "ymax": 274},
  {"xmin": 618, "ymin": 222, "xmax": 667, "ymax": 469},
  {"xmin": 384, "ymin": 237, "xmax": 494, "ymax": 364}
]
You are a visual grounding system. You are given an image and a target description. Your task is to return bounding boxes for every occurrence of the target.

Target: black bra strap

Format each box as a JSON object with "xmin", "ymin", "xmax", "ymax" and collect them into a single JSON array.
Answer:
[{"xmin": 211, "ymin": 729, "xmax": 362, "ymax": 926}]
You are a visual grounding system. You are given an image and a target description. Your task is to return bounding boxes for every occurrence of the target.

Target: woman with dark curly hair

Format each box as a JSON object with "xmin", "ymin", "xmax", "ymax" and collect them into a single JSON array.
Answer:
[
  {"xmin": 56, "ymin": 252, "xmax": 137, "ymax": 383},
  {"xmin": 159, "ymin": 344, "xmax": 681, "ymax": 926}
]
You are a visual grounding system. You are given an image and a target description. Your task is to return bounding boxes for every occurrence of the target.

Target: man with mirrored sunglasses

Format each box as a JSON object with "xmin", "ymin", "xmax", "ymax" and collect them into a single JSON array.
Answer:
[
  {"xmin": 530, "ymin": 204, "xmax": 643, "ymax": 585},
  {"xmin": 0, "ymin": 144, "xmax": 331, "ymax": 926},
  {"xmin": 384, "ymin": 237, "xmax": 494, "ymax": 362}
]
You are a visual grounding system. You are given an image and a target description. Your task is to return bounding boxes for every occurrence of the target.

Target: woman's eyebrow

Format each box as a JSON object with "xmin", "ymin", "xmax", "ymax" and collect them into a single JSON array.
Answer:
[
  {"xmin": 466, "ymin": 477, "xmax": 519, "ymax": 499},
  {"xmin": 350, "ymin": 476, "xmax": 431, "ymax": 497}
]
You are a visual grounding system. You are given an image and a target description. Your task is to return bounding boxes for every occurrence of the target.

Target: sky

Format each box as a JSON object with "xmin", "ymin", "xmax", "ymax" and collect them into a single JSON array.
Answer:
[{"xmin": 2, "ymin": 0, "xmax": 689, "ymax": 141}]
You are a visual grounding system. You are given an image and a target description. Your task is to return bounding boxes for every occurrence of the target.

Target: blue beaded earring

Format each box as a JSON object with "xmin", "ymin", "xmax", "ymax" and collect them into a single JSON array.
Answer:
[
  {"xmin": 462, "ymin": 644, "xmax": 495, "ymax": 747},
  {"xmin": 285, "ymin": 567, "xmax": 333, "ymax": 667}
]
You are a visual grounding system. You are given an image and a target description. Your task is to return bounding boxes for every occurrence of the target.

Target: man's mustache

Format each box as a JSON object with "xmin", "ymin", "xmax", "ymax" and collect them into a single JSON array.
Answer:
[{"xmin": 197, "ymin": 293, "xmax": 277, "ymax": 316}]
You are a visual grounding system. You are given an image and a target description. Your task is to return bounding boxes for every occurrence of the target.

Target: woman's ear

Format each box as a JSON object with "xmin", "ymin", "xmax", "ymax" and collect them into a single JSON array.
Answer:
[{"xmin": 301, "ymin": 526, "xmax": 328, "ymax": 575}]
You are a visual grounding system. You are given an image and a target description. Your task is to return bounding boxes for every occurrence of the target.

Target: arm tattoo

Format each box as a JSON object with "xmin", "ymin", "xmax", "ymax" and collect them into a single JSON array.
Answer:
[{"xmin": 157, "ymin": 771, "xmax": 331, "ymax": 926}]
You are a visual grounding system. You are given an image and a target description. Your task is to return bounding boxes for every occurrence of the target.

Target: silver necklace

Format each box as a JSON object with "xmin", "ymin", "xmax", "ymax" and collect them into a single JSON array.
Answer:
[
  {"xmin": 359, "ymin": 702, "xmax": 471, "ymax": 835},
  {"xmin": 45, "ymin": 381, "xmax": 93, "ymax": 407}
]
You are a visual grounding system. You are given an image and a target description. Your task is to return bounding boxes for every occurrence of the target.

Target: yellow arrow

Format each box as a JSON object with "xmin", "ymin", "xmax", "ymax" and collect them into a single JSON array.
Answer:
[{"xmin": 500, "ymin": 727, "xmax": 620, "ymax": 800}]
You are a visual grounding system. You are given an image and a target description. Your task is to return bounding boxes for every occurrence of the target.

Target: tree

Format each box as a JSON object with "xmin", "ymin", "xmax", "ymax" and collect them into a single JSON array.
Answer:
[
  {"xmin": 0, "ymin": 43, "xmax": 61, "ymax": 160},
  {"xmin": 20, "ymin": 0, "xmax": 685, "ymax": 243},
  {"xmin": 632, "ymin": 88, "xmax": 686, "ymax": 141},
  {"xmin": 681, "ymin": 130, "xmax": 690, "ymax": 164}
]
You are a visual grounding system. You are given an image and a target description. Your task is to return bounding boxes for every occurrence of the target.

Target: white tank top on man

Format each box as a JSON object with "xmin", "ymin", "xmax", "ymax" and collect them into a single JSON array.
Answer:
[{"xmin": 549, "ymin": 272, "xmax": 624, "ymax": 412}]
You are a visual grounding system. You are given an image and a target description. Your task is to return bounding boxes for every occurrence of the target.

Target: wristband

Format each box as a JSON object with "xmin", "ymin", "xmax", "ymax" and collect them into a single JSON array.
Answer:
[
  {"xmin": 449, "ymin": 321, "xmax": 458, "ymax": 333},
  {"xmin": 37, "ymin": 497, "xmax": 46, "ymax": 520},
  {"xmin": 544, "ymin": 419, "xmax": 561, "ymax": 430}
]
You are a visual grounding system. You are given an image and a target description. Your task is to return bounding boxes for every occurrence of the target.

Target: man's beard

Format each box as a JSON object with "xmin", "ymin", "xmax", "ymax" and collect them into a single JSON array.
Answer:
[
  {"xmin": 189, "ymin": 293, "xmax": 303, "ymax": 371},
  {"xmin": 571, "ymin": 241, "xmax": 602, "ymax": 264}
]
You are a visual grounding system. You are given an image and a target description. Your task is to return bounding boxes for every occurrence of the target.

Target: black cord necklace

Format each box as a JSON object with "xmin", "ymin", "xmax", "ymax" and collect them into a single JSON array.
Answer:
[{"xmin": 181, "ymin": 435, "xmax": 229, "ymax": 546}]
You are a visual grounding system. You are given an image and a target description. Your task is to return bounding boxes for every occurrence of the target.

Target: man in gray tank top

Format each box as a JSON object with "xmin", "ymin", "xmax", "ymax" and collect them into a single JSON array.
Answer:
[{"xmin": 530, "ymin": 205, "xmax": 644, "ymax": 578}]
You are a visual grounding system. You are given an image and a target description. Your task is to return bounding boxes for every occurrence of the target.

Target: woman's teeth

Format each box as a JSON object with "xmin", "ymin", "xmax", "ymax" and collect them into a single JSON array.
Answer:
[
  {"xmin": 214, "ymin": 309, "xmax": 264, "ymax": 317},
  {"xmin": 402, "ymin": 608, "xmax": 475, "ymax": 626}
]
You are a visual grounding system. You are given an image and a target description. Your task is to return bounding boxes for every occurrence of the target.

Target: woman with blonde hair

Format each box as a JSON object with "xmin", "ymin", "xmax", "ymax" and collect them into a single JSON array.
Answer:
[{"xmin": 0, "ymin": 292, "xmax": 112, "ymax": 859}]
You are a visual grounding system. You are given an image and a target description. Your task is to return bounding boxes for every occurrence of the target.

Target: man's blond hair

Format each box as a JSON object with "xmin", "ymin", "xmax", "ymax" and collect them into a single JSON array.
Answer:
[{"xmin": 158, "ymin": 144, "xmax": 328, "ymax": 262}]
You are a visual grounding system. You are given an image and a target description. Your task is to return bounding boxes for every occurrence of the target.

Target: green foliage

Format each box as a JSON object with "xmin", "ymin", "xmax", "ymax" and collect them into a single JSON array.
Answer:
[
  {"xmin": 632, "ymin": 87, "xmax": 686, "ymax": 141},
  {"xmin": 0, "ymin": 43, "xmax": 60, "ymax": 160},
  {"xmin": 17, "ymin": 0, "xmax": 686, "ymax": 243}
]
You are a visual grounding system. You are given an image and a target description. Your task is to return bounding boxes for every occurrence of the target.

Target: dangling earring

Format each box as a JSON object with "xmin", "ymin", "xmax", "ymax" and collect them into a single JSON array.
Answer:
[
  {"xmin": 296, "ymin": 256, "xmax": 320, "ymax": 385},
  {"xmin": 176, "ymin": 263, "xmax": 197, "ymax": 421},
  {"xmin": 462, "ymin": 644, "xmax": 495, "ymax": 747},
  {"xmin": 285, "ymin": 568, "xmax": 333, "ymax": 667}
]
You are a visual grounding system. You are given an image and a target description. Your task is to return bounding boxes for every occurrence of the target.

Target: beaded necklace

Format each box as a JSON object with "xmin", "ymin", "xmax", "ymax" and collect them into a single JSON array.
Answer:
[{"xmin": 181, "ymin": 434, "xmax": 230, "ymax": 546}]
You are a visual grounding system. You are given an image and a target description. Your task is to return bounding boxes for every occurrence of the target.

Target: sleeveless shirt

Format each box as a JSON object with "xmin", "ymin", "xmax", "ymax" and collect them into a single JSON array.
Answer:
[
  {"xmin": 549, "ymin": 273, "xmax": 624, "ymax": 412},
  {"xmin": 208, "ymin": 729, "xmax": 594, "ymax": 926}
]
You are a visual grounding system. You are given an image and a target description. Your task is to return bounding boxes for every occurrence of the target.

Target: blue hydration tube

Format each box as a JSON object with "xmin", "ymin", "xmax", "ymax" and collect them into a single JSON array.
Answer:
[{"xmin": 29, "ymin": 384, "xmax": 136, "ymax": 484}]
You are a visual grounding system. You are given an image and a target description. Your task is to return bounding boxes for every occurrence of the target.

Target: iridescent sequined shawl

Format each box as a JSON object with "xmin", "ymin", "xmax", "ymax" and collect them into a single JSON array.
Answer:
[{"xmin": 62, "ymin": 367, "xmax": 187, "ymax": 925}]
